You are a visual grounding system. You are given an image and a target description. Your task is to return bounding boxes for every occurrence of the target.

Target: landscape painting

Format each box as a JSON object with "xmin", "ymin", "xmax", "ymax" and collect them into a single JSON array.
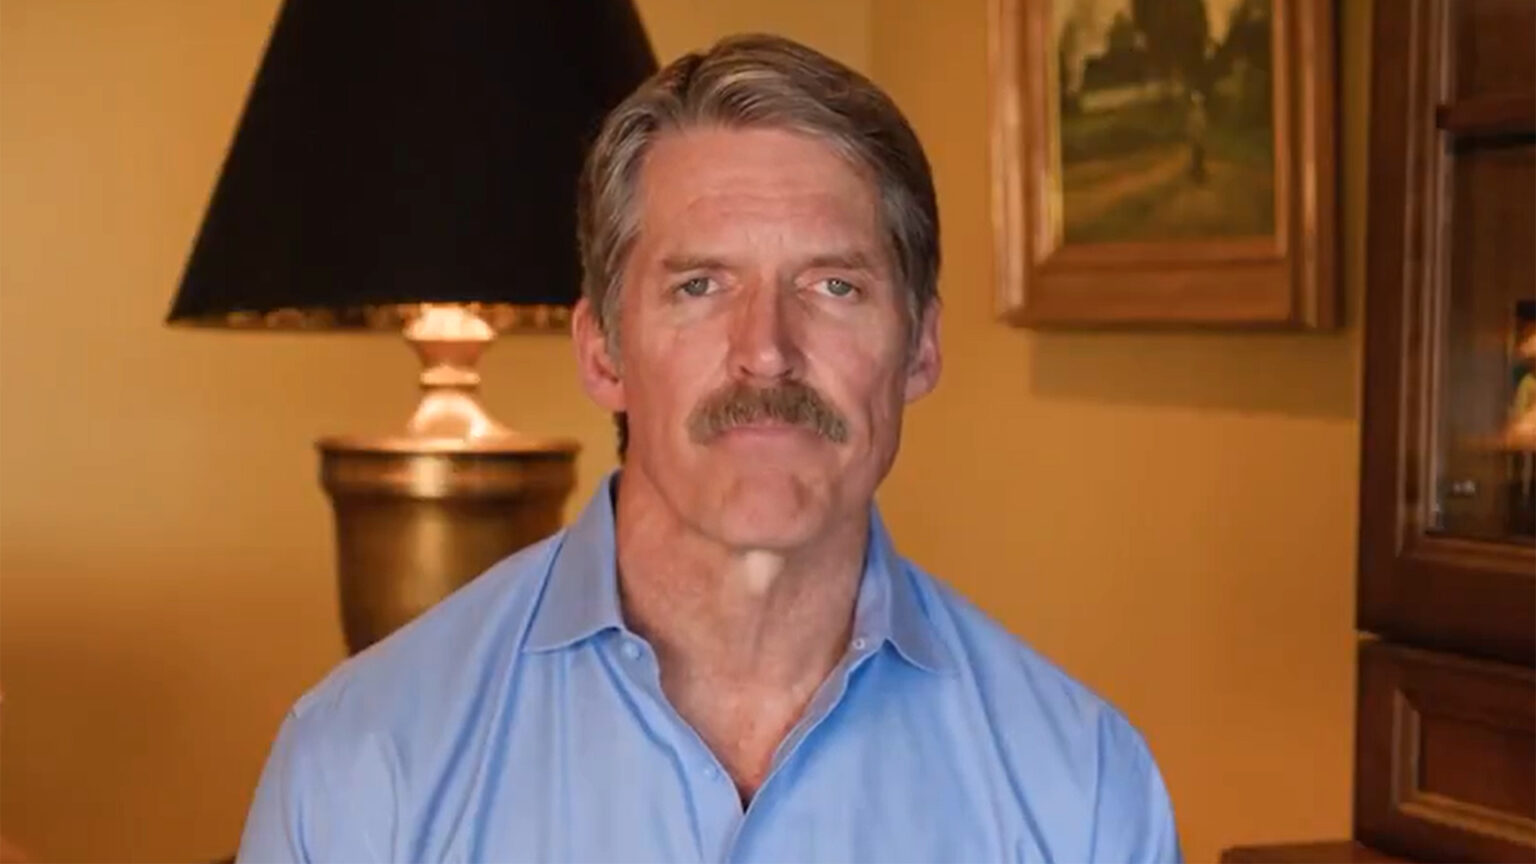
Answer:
[{"xmin": 1055, "ymin": 0, "xmax": 1275, "ymax": 244}]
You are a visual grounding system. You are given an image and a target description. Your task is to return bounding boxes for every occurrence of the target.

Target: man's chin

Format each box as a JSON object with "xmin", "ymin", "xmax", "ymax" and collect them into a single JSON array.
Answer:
[
  {"xmin": 706, "ymin": 473, "xmax": 827, "ymax": 550},
  {"xmin": 710, "ymin": 517, "xmax": 818, "ymax": 553}
]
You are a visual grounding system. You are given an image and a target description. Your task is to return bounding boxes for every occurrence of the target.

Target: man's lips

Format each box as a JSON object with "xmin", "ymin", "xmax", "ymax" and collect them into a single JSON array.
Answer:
[{"xmin": 713, "ymin": 420, "xmax": 820, "ymax": 439}]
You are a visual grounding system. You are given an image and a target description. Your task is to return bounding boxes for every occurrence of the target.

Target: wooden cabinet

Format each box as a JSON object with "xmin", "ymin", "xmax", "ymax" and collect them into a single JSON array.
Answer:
[
  {"xmin": 1354, "ymin": 0, "xmax": 1534, "ymax": 860},
  {"xmin": 1226, "ymin": 1, "xmax": 1535, "ymax": 861}
]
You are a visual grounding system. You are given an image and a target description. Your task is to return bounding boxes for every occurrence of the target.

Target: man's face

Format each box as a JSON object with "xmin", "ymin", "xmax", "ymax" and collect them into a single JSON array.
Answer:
[{"xmin": 575, "ymin": 126, "xmax": 940, "ymax": 552}]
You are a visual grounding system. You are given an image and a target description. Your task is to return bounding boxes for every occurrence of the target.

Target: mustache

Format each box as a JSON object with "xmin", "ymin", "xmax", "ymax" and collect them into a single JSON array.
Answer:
[{"xmin": 687, "ymin": 381, "xmax": 849, "ymax": 444}]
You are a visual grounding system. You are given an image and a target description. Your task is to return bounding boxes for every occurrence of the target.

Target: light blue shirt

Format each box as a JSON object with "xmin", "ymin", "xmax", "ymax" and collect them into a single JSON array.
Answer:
[{"xmin": 239, "ymin": 473, "xmax": 1180, "ymax": 863}]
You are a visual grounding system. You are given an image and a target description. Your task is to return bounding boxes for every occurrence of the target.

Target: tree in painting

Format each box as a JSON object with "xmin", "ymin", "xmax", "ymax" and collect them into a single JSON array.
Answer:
[{"xmin": 1056, "ymin": 0, "xmax": 1274, "ymax": 244}]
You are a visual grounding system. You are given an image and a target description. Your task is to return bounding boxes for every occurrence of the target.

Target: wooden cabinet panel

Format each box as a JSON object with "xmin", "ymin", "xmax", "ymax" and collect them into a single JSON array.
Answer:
[
  {"xmin": 1450, "ymin": 0, "xmax": 1536, "ymax": 102},
  {"xmin": 1356, "ymin": 640, "xmax": 1536, "ymax": 862}
]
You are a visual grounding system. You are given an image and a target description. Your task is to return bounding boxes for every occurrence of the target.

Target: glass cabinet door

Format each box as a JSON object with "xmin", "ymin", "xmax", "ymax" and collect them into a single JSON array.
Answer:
[
  {"xmin": 1359, "ymin": 0, "xmax": 1536, "ymax": 667},
  {"xmin": 1431, "ymin": 137, "xmax": 1536, "ymax": 543}
]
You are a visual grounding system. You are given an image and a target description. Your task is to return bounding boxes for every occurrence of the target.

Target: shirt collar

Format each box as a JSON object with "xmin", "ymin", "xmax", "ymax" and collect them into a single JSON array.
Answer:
[
  {"xmin": 523, "ymin": 473, "xmax": 627, "ymax": 652},
  {"xmin": 524, "ymin": 471, "xmax": 954, "ymax": 675},
  {"xmin": 860, "ymin": 505, "xmax": 955, "ymax": 675}
]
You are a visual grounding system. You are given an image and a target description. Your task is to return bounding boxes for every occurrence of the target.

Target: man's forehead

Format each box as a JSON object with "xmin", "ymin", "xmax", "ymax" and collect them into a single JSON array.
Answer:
[
  {"xmin": 641, "ymin": 128, "xmax": 871, "ymax": 204},
  {"xmin": 634, "ymin": 127, "xmax": 881, "ymax": 246}
]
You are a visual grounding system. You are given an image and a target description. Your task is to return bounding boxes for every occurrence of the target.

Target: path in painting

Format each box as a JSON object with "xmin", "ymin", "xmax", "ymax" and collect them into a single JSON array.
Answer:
[
  {"xmin": 1063, "ymin": 144, "xmax": 1273, "ymax": 244},
  {"xmin": 1061, "ymin": 145, "xmax": 1188, "ymax": 235}
]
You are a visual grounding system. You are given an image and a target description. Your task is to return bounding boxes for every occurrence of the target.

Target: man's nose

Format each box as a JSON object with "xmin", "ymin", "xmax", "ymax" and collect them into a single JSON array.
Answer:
[{"xmin": 727, "ymin": 281, "xmax": 801, "ymax": 382}]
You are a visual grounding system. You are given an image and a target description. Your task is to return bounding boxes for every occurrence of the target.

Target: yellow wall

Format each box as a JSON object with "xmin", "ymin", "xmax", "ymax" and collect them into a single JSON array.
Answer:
[{"xmin": 0, "ymin": 1, "xmax": 1362, "ymax": 861}]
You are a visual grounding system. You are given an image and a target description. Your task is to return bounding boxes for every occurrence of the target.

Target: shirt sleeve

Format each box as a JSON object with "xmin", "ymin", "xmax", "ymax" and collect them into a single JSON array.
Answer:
[
  {"xmin": 236, "ymin": 707, "xmax": 392, "ymax": 864},
  {"xmin": 1087, "ymin": 712, "xmax": 1183, "ymax": 863}
]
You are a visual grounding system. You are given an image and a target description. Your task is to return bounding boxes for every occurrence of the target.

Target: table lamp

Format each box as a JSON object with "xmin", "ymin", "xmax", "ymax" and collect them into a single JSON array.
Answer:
[{"xmin": 166, "ymin": 0, "xmax": 656, "ymax": 653}]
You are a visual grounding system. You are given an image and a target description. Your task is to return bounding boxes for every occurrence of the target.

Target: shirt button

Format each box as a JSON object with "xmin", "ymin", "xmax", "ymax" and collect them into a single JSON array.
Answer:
[
  {"xmin": 702, "ymin": 764, "xmax": 720, "ymax": 781},
  {"xmin": 621, "ymin": 640, "xmax": 641, "ymax": 660},
  {"xmin": 851, "ymin": 635, "xmax": 868, "ymax": 651}
]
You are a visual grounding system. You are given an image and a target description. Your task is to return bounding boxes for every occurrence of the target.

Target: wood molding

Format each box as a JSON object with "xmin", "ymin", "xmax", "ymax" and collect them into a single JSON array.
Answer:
[{"xmin": 1356, "ymin": 641, "xmax": 1536, "ymax": 862}]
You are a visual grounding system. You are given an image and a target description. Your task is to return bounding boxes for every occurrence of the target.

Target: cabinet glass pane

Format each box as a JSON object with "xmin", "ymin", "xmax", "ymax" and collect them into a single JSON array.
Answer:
[{"xmin": 1431, "ymin": 137, "xmax": 1536, "ymax": 543}]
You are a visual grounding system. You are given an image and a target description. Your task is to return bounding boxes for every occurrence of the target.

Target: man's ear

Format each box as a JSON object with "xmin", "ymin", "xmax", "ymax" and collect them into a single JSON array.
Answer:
[
  {"xmin": 903, "ymin": 301, "xmax": 942, "ymax": 403},
  {"xmin": 572, "ymin": 297, "xmax": 626, "ymax": 413}
]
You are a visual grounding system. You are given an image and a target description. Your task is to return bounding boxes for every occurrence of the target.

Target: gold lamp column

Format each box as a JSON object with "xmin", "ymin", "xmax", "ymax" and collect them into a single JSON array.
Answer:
[
  {"xmin": 319, "ymin": 305, "xmax": 579, "ymax": 652},
  {"xmin": 165, "ymin": 0, "xmax": 656, "ymax": 652}
]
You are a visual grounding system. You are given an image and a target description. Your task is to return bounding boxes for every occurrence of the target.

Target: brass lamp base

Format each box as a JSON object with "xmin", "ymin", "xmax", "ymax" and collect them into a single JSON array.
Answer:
[
  {"xmin": 316, "ymin": 303, "xmax": 579, "ymax": 654},
  {"xmin": 319, "ymin": 435, "xmax": 577, "ymax": 654}
]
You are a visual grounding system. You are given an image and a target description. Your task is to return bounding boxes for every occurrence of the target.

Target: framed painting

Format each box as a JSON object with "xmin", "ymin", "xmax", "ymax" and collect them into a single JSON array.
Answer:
[{"xmin": 989, "ymin": 0, "xmax": 1338, "ymax": 327}]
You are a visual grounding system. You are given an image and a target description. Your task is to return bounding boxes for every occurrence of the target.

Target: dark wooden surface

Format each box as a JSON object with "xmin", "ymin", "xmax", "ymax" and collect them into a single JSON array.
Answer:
[
  {"xmin": 1450, "ymin": 0, "xmax": 1536, "ymax": 102},
  {"xmin": 1435, "ymin": 95, "xmax": 1536, "ymax": 136},
  {"xmin": 1356, "ymin": 641, "xmax": 1536, "ymax": 862},
  {"xmin": 1357, "ymin": 0, "xmax": 1536, "ymax": 668},
  {"xmin": 1220, "ymin": 840, "xmax": 1410, "ymax": 863}
]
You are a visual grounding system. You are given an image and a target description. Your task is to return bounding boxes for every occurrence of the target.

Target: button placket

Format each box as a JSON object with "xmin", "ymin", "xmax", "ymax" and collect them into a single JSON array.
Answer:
[
  {"xmin": 694, "ymin": 751, "xmax": 745, "ymax": 862},
  {"xmin": 605, "ymin": 631, "xmax": 742, "ymax": 857}
]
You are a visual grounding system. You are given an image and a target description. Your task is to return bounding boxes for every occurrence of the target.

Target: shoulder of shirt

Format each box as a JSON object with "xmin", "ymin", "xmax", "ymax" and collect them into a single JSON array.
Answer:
[
  {"xmin": 899, "ymin": 557, "xmax": 1176, "ymax": 857},
  {"xmin": 285, "ymin": 530, "xmax": 563, "ymax": 728},
  {"xmin": 897, "ymin": 556, "xmax": 1156, "ymax": 765}
]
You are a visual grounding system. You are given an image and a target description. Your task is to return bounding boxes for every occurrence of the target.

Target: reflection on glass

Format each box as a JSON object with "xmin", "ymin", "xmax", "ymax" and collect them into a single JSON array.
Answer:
[
  {"xmin": 1507, "ymin": 305, "xmax": 1536, "ymax": 535},
  {"xmin": 1431, "ymin": 139, "xmax": 1536, "ymax": 543}
]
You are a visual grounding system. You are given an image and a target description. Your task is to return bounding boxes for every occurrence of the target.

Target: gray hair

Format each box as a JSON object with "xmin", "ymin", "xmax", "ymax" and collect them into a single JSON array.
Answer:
[{"xmin": 576, "ymin": 33, "xmax": 941, "ymax": 346}]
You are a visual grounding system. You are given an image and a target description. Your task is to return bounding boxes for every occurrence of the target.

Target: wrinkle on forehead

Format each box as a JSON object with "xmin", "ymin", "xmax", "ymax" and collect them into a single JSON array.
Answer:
[{"xmin": 634, "ymin": 127, "xmax": 884, "ymax": 264}]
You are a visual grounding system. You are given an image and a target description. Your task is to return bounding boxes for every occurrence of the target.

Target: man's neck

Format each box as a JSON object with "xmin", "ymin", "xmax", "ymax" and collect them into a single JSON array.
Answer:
[
  {"xmin": 611, "ymin": 469, "xmax": 867, "ymax": 690},
  {"xmin": 611, "ymin": 468, "xmax": 868, "ymax": 798}
]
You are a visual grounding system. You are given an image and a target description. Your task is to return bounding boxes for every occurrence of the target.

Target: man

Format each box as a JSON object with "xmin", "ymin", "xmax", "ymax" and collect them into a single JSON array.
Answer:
[{"xmin": 239, "ymin": 34, "xmax": 1180, "ymax": 863}]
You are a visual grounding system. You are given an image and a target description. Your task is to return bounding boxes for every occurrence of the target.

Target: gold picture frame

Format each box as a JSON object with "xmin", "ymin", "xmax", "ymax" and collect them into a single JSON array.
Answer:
[{"xmin": 989, "ymin": 0, "xmax": 1338, "ymax": 328}]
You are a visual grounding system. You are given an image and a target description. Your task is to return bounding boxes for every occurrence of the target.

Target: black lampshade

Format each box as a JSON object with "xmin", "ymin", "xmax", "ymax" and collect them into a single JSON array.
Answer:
[{"xmin": 167, "ymin": 0, "xmax": 656, "ymax": 331}]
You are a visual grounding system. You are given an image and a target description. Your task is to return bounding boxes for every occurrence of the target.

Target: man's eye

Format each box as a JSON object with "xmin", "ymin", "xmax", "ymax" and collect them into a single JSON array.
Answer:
[
  {"xmin": 675, "ymin": 277, "xmax": 715, "ymax": 298},
  {"xmin": 817, "ymin": 278, "xmax": 859, "ymax": 298}
]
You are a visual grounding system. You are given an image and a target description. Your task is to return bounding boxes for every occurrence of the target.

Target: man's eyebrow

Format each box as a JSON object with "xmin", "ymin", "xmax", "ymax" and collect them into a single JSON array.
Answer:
[{"xmin": 801, "ymin": 250, "xmax": 879, "ymax": 272}]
